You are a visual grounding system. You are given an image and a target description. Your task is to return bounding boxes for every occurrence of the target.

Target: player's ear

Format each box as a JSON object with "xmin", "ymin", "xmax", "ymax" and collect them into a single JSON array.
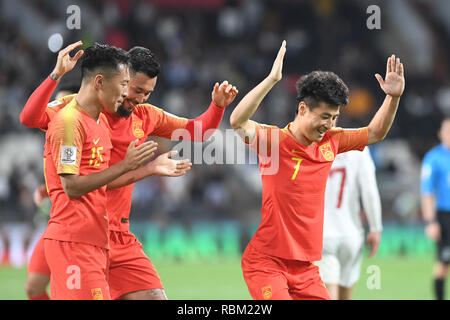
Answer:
[
  {"xmin": 93, "ymin": 74, "xmax": 104, "ymax": 90},
  {"xmin": 298, "ymin": 101, "xmax": 307, "ymax": 116}
]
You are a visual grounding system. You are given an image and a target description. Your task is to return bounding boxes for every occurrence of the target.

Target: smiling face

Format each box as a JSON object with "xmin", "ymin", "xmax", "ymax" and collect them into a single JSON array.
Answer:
[
  {"xmin": 97, "ymin": 63, "xmax": 130, "ymax": 114},
  {"xmin": 295, "ymin": 101, "xmax": 340, "ymax": 144},
  {"xmin": 117, "ymin": 71, "xmax": 157, "ymax": 117}
]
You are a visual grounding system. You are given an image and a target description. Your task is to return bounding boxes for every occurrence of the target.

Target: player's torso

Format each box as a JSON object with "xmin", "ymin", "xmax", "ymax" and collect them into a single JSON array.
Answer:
[
  {"xmin": 103, "ymin": 107, "xmax": 153, "ymax": 231},
  {"xmin": 44, "ymin": 107, "xmax": 113, "ymax": 248},
  {"xmin": 44, "ymin": 107, "xmax": 113, "ymax": 177},
  {"xmin": 323, "ymin": 150, "xmax": 365, "ymax": 238},
  {"xmin": 104, "ymin": 109, "xmax": 150, "ymax": 166},
  {"xmin": 430, "ymin": 146, "xmax": 450, "ymax": 209},
  {"xmin": 254, "ymin": 128, "xmax": 338, "ymax": 260},
  {"xmin": 261, "ymin": 128, "xmax": 337, "ymax": 204}
]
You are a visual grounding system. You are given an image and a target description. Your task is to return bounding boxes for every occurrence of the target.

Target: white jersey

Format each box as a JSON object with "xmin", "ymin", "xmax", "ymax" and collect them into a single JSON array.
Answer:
[{"xmin": 323, "ymin": 148, "xmax": 382, "ymax": 238}]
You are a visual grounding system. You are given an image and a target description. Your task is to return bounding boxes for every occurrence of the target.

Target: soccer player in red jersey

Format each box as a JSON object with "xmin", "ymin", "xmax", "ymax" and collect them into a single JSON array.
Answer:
[
  {"xmin": 25, "ymin": 80, "xmax": 80, "ymax": 300},
  {"xmin": 21, "ymin": 41, "xmax": 238, "ymax": 300},
  {"xmin": 42, "ymin": 43, "xmax": 160, "ymax": 300},
  {"xmin": 230, "ymin": 41, "xmax": 405, "ymax": 300}
]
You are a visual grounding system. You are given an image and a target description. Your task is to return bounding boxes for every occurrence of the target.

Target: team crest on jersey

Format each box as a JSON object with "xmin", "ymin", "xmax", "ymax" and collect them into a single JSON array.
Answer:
[
  {"xmin": 61, "ymin": 146, "xmax": 77, "ymax": 165},
  {"xmin": 261, "ymin": 285, "xmax": 272, "ymax": 300},
  {"xmin": 91, "ymin": 288, "xmax": 103, "ymax": 300},
  {"xmin": 132, "ymin": 120, "xmax": 145, "ymax": 138},
  {"xmin": 319, "ymin": 142, "xmax": 334, "ymax": 161}
]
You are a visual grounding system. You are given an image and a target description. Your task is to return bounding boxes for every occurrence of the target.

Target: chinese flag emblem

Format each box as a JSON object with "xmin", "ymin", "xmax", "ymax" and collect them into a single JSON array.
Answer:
[
  {"xmin": 319, "ymin": 142, "xmax": 334, "ymax": 161},
  {"xmin": 91, "ymin": 288, "xmax": 103, "ymax": 300},
  {"xmin": 132, "ymin": 120, "xmax": 145, "ymax": 139},
  {"xmin": 261, "ymin": 285, "xmax": 272, "ymax": 300}
]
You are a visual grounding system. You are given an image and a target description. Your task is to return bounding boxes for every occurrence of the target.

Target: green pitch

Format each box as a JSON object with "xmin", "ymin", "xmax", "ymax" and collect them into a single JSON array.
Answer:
[{"xmin": 0, "ymin": 255, "xmax": 448, "ymax": 300}]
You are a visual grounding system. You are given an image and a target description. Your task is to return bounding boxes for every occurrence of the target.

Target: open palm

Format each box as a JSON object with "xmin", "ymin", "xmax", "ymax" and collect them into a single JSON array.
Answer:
[
  {"xmin": 375, "ymin": 55, "xmax": 405, "ymax": 97},
  {"xmin": 268, "ymin": 40, "xmax": 286, "ymax": 82},
  {"xmin": 52, "ymin": 41, "xmax": 84, "ymax": 78}
]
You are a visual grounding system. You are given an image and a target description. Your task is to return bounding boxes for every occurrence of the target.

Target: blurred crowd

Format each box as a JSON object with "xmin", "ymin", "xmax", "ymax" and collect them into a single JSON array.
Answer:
[{"xmin": 0, "ymin": 0, "xmax": 449, "ymax": 230}]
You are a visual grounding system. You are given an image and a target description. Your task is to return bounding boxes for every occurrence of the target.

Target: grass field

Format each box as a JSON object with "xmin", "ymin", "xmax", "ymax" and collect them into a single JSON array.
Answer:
[{"xmin": 0, "ymin": 255, "xmax": 448, "ymax": 300}]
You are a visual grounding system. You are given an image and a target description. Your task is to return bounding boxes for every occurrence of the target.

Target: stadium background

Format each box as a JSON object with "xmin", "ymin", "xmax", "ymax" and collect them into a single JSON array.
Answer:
[{"xmin": 0, "ymin": 0, "xmax": 449, "ymax": 299}]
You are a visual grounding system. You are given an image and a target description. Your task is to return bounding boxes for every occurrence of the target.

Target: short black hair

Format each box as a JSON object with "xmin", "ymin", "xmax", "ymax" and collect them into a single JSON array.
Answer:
[
  {"xmin": 80, "ymin": 42, "xmax": 130, "ymax": 80},
  {"xmin": 295, "ymin": 71, "xmax": 349, "ymax": 113},
  {"xmin": 128, "ymin": 46, "xmax": 160, "ymax": 78}
]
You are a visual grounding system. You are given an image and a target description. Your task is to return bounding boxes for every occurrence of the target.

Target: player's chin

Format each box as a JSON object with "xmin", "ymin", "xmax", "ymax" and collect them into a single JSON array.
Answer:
[{"xmin": 313, "ymin": 130, "xmax": 326, "ymax": 142}]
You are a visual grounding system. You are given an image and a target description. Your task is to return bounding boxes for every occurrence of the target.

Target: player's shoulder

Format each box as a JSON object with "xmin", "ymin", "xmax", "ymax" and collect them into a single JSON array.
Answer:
[
  {"xmin": 326, "ymin": 127, "xmax": 367, "ymax": 136},
  {"xmin": 423, "ymin": 144, "xmax": 445, "ymax": 162},
  {"xmin": 48, "ymin": 94, "xmax": 77, "ymax": 108},
  {"xmin": 134, "ymin": 103, "xmax": 160, "ymax": 114},
  {"xmin": 51, "ymin": 99, "xmax": 81, "ymax": 125}
]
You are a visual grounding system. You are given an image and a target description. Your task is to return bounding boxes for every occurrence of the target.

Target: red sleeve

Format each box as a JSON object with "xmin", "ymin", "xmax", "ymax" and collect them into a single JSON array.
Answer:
[
  {"xmin": 247, "ymin": 123, "xmax": 281, "ymax": 158},
  {"xmin": 184, "ymin": 101, "xmax": 225, "ymax": 141},
  {"xmin": 47, "ymin": 108, "xmax": 85, "ymax": 176},
  {"xmin": 140, "ymin": 104, "xmax": 188, "ymax": 139},
  {"xmin": 20, "ymin": 76, "xmax": 58, "ymax": 129},
  {"xmin": 332, "ymin": 127, "xmax": 369, "ymax": 153}
]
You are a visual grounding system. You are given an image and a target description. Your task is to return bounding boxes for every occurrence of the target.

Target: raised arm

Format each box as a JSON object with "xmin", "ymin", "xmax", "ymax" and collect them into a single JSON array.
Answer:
[
  {"xmin": 367, "ymin": 55, "xmax": 405, "ymax": 145},
  {"xmin": 184, "ymin": 80, "xmax": 238, "ymax": 141},
  {"xmin": 230, "ymin": 40, "xmax": 286, "ymax": 143},
  {"xmin": 20, "ymin": 41, "xmax": 83, "ymax": 128}
]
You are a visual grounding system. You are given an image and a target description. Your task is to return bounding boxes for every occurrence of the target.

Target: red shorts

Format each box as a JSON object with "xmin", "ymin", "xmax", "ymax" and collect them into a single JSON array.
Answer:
[
  {"xmin": 44, "ymin": 239, "xmax": 111, "ymax": 300},
  {"xmin": 241, "ymin": 243, "xmax": 330, "ymax": 300},
  {"xmin": 28, "ymin": 234, "xmax": 50, "ymax": 275},
  {"xmin": 108, "ymin": 230, "xmax": 163, "ymax": 300}
]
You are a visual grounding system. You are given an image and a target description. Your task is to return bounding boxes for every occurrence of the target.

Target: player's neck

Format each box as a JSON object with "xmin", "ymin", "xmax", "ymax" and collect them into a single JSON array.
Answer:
[
  {"xmin": 75, "ymin": 86, "xmax": 102, "ymax": 121},
  {"xmin": 289, "ymin": 121, "xmax": 314, "ymax": 147}
]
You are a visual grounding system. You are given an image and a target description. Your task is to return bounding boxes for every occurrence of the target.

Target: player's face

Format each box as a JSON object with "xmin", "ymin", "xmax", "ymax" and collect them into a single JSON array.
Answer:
[
  {"xmin": 439, "ymin": 119, "xmax": 450, "ymax": 148},
  {"xmin": 298, "ymin": 102, "xmax": 340, "ymax": 143},
  {"xmin": 119, "ymin": 72, "xmax": 157, "ymax": 116},
  {"xmin": 99, "ymin": 64, "xmax": 130, "ymax": 113}
]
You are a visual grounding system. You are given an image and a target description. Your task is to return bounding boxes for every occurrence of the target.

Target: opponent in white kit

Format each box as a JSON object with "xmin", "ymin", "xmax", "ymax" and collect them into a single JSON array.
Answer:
[{"xmin": 316, "ymin": 147, "xmax": 383, "ymax": 300}]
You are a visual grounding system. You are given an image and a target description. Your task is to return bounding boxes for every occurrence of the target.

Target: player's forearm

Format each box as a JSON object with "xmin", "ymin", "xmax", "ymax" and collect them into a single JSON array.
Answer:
[
  {"xmin": 230, "ymin": 76, "xmax": 277, "ymax": 130},
  {"xmin": 363, "ymin": 193, "xmax": 383, "ymax": 232},
  {"xmin": 360, "ymin": 171, "xmax": 383, "ymax": 232},
  {"xmin": 20, "ymin": 75, "xmax": 57, "ymax": 128},
  {"xmin": 185, "ymin": 101, "xmax": 225, "ymax": 142},
  {"xmin": 61, "ymin": 161, "xmax": 129, "ymax": 199},
  {"xmin": 421, "ymin": 194, "xmax": 437, "ymax": 223},
  {"xmin": 107, "ymin": 163, "xmax": 154, "ymax": 190},
  {"xmin": 367, "ymin": 95, "xmax": 400, "ymax": 145}
]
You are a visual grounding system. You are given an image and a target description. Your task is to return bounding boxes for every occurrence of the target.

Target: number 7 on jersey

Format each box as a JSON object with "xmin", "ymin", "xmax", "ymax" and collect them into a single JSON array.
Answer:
[{"xmin": 291, "ymin": 157, "xmax": 303, "ymax": 180}]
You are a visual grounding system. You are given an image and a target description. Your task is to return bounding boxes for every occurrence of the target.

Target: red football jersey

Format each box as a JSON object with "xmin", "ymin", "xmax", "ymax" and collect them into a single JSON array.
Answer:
[
  {"xmin": 103, "ymin": 105, "xmax": 188, "ymax": 231},
  {"xmin": 43, "ymin": 99, "xmax": 112, "ymax": 249},
  {"xmin": 248, "ymin": 123, "xmax": 369, "ymax": 261}
]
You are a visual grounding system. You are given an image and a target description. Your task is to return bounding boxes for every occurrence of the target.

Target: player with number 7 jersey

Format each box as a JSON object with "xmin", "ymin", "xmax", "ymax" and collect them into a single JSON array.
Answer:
[{"xmin": 230, "ymin": 40, "xmax": 405, "ymax": 300}]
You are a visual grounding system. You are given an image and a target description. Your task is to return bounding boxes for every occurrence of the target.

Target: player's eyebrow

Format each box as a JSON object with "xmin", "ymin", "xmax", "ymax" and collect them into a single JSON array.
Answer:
[
  {"xmin": 135, "ymin": 85, "xmax": 153, "ymax": 93},
  {"xmin": 320, "ymin": 112, "xmax": 339, "ymax": 118}
]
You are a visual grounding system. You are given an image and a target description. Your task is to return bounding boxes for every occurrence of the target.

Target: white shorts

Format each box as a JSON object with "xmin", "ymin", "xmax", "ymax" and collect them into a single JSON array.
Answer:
[{"xmin": 316, "ymin": 235, "xmax": 364, "ymax": 288}]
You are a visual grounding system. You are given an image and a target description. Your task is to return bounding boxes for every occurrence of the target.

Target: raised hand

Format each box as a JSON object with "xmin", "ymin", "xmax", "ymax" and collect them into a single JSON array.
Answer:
[
  {"xmin": 375, "ymin": 55, "xmax": 405, "ymax": 98},
  {"xmin": 212, "ymin": 80, "xmax": 239, "ymax": 108},
  {"xmin": 123, "ymin": 139, "xmax": 158, "ymax": 171},
  {"xmin": 148, "ymin": 150, "xmax": 192, "ymax": 177},
  {"xmin": 51, "ymin": 41, "xmax": 84, "ymax": 80},
  {"xmin": 268, "ymin": 40, "xmax": 286, "ymax": 82}
]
